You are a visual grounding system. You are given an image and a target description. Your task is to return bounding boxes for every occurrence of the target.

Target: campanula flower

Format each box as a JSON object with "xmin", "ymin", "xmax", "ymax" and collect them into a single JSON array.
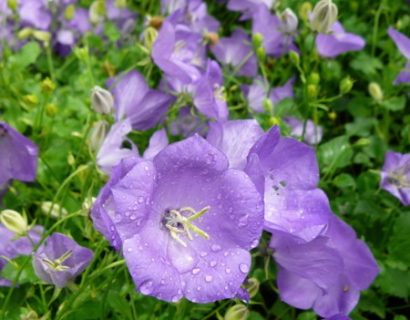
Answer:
[
  {"xmin": 285, "ymin": 117, "xmax": 323, "ymax": 145},
  {"xmin": 387, "ymin": 27, "xmax": 410, "ymax": 84},
  {"xmin": 227, "ymin": 0, "xmax": 275, "ymax": 20},
  {"xmin": 380, "ymin": 151, "xmax": 410, "ymax": 206},
  {"xmin": 33, "ymin": 233, "xmax": 93, "ymax": 287},
  {"xmin": 91, "ymin": 135, "xmax": 264, "ymax": 302}
]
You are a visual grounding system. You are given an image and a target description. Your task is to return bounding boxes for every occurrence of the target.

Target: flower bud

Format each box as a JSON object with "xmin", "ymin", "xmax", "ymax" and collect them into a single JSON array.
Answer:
[
  {"xmin": 263, "ymin": 98, "xmax": 274, "ymax": 114},
  {"xmin": 64, "ymin": 4, "xmax": 76, "ymax": 20},
  {"xmin": 255, "ymin": 46, "xmax": 266, "ymax": 61},
  {"xmin": 89, "ymin": 120, "xmax": 109, "ymax": 151},
  {"xmin": 115, "ymin": 0, "xmax": 127, "ymax": 9},
  {"xmin": 268, "ymin": 116, "xmax": 281, "ymax": 126},
  {"xmin": 0, "ymin": 209, "xmax": 29, "ymax": 236},
  {"xmin": 45, "ymin": 103, "xmax": 58, "ymax": 117},
  {"xmin": 299, "ymin": 2, "xmax": 312, "ymax": 21},
  {"xmin": 17, "ymin": 28, "xmax": 33, "ymax": 40},
  {"xmin": 289, "ymin": 50, "xmax": 300, "ymax": 66},
  {"xmin": 244, "ymin": 277, "xmax": 260, "ymax": 298},
  {"xmin": 339, "ymin": 77, "xmax": 353, "ymax": 94},
  {"xmin": 308, "ymin": 72, "xmax": 320, "ymax": 85},
  {"xmin": 307, "ymin": 84, "xmax": 318, "ymax": 99},
  {"xmin": 91, "ymin": 86, "xmax": 114, "ymax": 114},
  {"xmin": 144, "ymin": 27, "xmax": 159, "ymax": 51},
  {"xmin": 41, "ymin": 77, "xmax": 56, "ymax": 93},
  {"xmin": 280, "ymin": 9, "xmax": 298, "ymax": 34},
  {"xmin": 310, "ymin": 0, "xmax": 338, "ymax": 33},
  {"xmin": 32, "ymin": 30, "xmax": 51, "ymax": 43},
  {"xmin": 368, "ymin": 82, "xmax": 383, "ymax": 102},
  {"xmin": 41, "ymin": 202, "xmax": 68, "ymax": 219},
  {"xmin": 89, "ymin": 0, "xmax": 105, "ymax": 24},
  {"xmin": 7, "ymin": 0, "xmax": 17, "ymax": 11},
  {"xmin": 252, "ymin": 32, "xmax": 264, "ymax": 49},
  {"xmin": 224, "ymin": 304, "xmax": 249, "ymax": 320},
  {"xmin": 328, "ymin": 111, "xmax": 337, "ymax": 120},
  {"xmin": 148, "ymin": 16, "xmax": 164, "ymax": 30},
  {"xmin": 24, "ymin": 94, "xmax": 39, "ymax": 106},
  {"xmin": 74, "ymin": 47, "xmax": 89, "ymax": 61}
]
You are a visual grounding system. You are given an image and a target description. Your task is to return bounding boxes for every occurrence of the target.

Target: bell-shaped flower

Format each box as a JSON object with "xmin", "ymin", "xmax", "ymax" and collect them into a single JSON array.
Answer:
[
  {"xmin": 387, "ymin": 27, "xmax": 410, "ymax": 84},
  {"xmin": 380, "ymin": 151, "xmax": 410, "ymax": 206},
  {"xmin": 19, "ymin": 0, "xmax": 52, "ymax": 30},
  {"xmin": 316, "ymin": 21, "xmax": 365, "ymax": 58},
  {"xmin": 0, "ymin": 121, "xmax": 38, "ymax": 187},
  {"xmin": 285, "ymin": 117, "xmax": 323, "ymax": 145},
  {"xmin": 91, "ymin": 135, "xmax": 264, "ymax": 302},
  {"xmin": 211, "ymin": 28, "xmax": 257, "ymax": 77},
  {"xmin": 227, "ymin": 0, "xmax": 275, "ymax": 20},
  {"xmin": 270, "ymin": 213, "xmax": 378, "ymax": 318},
  {"xmin": 33, "ymin": 233, "xmax": 93, "ymax": 287}
]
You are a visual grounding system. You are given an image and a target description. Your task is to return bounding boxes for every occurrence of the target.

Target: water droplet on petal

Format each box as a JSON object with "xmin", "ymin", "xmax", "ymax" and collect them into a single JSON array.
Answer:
[
  {"xmin": 192, "ymin": 268, "xmax": 200, "ymax": 275},
  {"xmin": 200, "ymin": 251, "xmax": 208, "ymax": 257},
  {"xmin": 139, "ymin": 280, "xmax": 153, "ymax": 294},
  {"xmin": 209, "ymin": 260, "xmax": 217, "ymax": 267},
  {"xmin": 171, "ymin": 296, "xmax": 179, "ymax": 302},
  {"xmin": 211, "ymin": 244, "xmax": 221, "ymax": 252},
  {"xmin": 239, "ymin": 264, "xmax": 249, "ymax": 273},
  {"xmin": 205, "ymin": 275, "xmax": 213, "ymax": 282},
  {"xmin": 225, "ymin": 268, "xmax": 231, "ymax": 274},
  {"xmin": 138, "ymin": 196, "xmax": 144, "ymax": 203}
]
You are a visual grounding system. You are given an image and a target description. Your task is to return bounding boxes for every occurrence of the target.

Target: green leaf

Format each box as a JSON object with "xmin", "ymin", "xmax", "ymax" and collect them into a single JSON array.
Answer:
[
  {"xmin": 345, "ymin": 117, "xmax": 377, "ymax": 137},
  {"xmin": 375, "ymin": 266, "xmax": 410, "ymax": 298},
  {"xmin": 0, "ymin": 255, "xmax": 38, "ymax": 284},
  {"xmin": 318, "ymin": 136, "xmax": 353, "ymax": 172},
  {"xmin": 350, "ymin": 52, "xmax": 383, "ymax": 76},
  {"xmin": 388, "ymin": 214, "xmax": 410, "ymax": 265},
  {"xmin": 381, "ymin": 96, "xmax": 406, "ymax": 111},
  {"xmin": 333, "ymin": 173, "xmax": 356, "ymax": 189},
  {"xmin": 104, "ymin": 22, "xmax": 121, "ymax": 42},
  {"xmin": 9, "ymin": 42, "xmax": 41, "ymax": 69}
]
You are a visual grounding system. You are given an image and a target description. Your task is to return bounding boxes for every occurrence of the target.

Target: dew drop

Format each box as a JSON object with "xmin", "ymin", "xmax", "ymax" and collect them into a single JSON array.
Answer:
[
  {"xmin": 200, "ymin": 251, "xmax": 208, "ymax": 257},
  {"xmin": 209, "ymin": 260, "xmax": 217, "ymax": 267},
  {"xmin": 138, "ymin": 196, "xmax": 144, "ymax": 203},
  {"xmin": 225, "ymin": 268, "xmax": 231, "ymax": 274},
  {"xmin": 239, "ymin": 264, "xmax": 249, "ymax": 273},
  {"xmin": 139, "ymin": 280, "xmax": 153, "ymax": 294},
  {"xmin": 205, "ymin": 275, "xmax": 213, "ymax": 282},
  {"xmin": 171, "ymin": 296, "xmax": 179, "ymax": 302},
  {"xmin": 211, "ymin": 244, "xmax": 221, "ymax": 252},
  {"xmin": 130, "ymin": 215, "xmax": 136, "ymax": 220},
  {"xmin": 197, "ymin": 286, "xmax": 201, "ymax": 291},
  {"xmin": 192, "ymin": 268, "xmax": 201, "ymax": 275},
  {"xmin": 127, "ymin": 247, "xmax": 133, "ymax": 252}
]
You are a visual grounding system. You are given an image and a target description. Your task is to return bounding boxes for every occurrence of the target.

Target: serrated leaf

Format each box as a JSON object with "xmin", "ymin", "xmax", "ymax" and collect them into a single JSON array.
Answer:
[
  {"xmin": 381, "ymin": 96, "xmax": 406, "ymax": 111},
  {"xmin": 350, "ymin": 52, "xmax": 383, "ymax": 75},
  {"xmin": 389, "ymin": 214, "xmax": 410, "ymax": 265},
  {"xmin": 318, "ymin": 136, "xmax": 353, "ymax": 172},
  {"xmin": 9, "ymin": 42, "xmax": 41, "ymax": 69},
  {"xmin": 375, "ymin": 266, "xmax": 410, "ymax": 298},
  {"xmin": 333, "ymin": 173, "xmax": 356, "ymax": 189}
]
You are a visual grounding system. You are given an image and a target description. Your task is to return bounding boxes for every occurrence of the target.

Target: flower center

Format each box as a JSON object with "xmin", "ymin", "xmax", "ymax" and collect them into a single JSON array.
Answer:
[
  {"xmin": 162, "ymin": 206, "xmax": 211, "ymax": 247},
  {"xmin": 42, "ymin": 250, "xmax": 73, "ymax": 271},
  {"xmin": 388, "ymin": 164, "xmax": 410, "ymax": 188}
]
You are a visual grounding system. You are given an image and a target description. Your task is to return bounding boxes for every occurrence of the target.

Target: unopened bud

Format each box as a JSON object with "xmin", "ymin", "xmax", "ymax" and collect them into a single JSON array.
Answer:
[
  {"xmin": 310, "ymin": 0, "xmax": 338, "ymax": 33},
  {"xmin": 89, "ymin": 0, "xmax": 105, "ymax": 24},
  {"xmin": 64, "ymin": 4, "xmax": 76, "ymax": 20},
  {"xmin": 41, "ymin": 202, "xmax": 68, "ymax": 219},
  {"xmin": 24, "ymin": 94, "xmax": 39, "ymax": 106},
  {"xmin": 368, "ymin": 82, "xmax": 383, "ymax": 102},
  {"xmin": 224, "ymin": 304, "xmax": 249, "ymax": 320},
  {"xmin": 205, "ymin": 32, "xmax": 219, "ymax": 46},
  {"xmin": 252, "ymin": 33, "xmax": 264, "ymax": 49},
  {"xmin": 7, "ymin": 0, "xmax": 17, "ymax": 11},
  {"xmin": 148, "ymin": 16, "xmax": 164, "ymax": 30},
  {"xmin": 82, "ymin": 197, "xmax": 96, "ymax": 212},
  {"xmin": 256, "ymin": 46, "xmax": 266, "ymax": 61},
  {"xmin": 339, "ymin": 77, "xmax": 353, "ymax": 94},
  {"xmin": 289, "ymin": 50, "xmax": 300, "ymax": 66},
  {"xmin": 144, "ymin": 27, "xmax": 159, "ymax": 51},
  {"xmin": 67, "ymin": 153, "xmax": 76, "ymax": 166},
  {"xmin": 0, "ymin": 209, "xmax": 29, "ymax": 236},
  {"xmin": 89, "ymin": 120, "xmax": 109, "ymax": 151},
  {"xmin": 45, "ymin": 103, "xmax": 58, "ymax": 117},
  {"xmin": 355, "ymin": 138, "xmax": 370, "ymax": 147},
  {"xmin": 307, "ymin": 84, "xmax": 318, "ymax": 99},
  {"xmin": 280, "ymin": 9, "xmax": 298, "ymax": 34},
  {"xmin": 308, "ymin": 72, "xmax": 320, "ymax": 85},
  {"xmin": 328, "ymin": 111, "xmax": 337, "ymax": 120},
  {"xmin": 263, "ymin": 98, "xmax": 274, "ymax": 114},
  {"xmin": 32, "ymin": 30, "xmax": 51, "ymax": 43},
  {"xmin": 74, "ymin": 47, "xmax": 89, "ymax": 61},
  {"xmin": 268, "ymin": 116, "xmax": 281, "ymax": 126},
  {"xmin": 91, "ymin": 86, "xmax": 114, "ymax": 114},
  {"xmin": 41, "ymin": 77, "xmax": 56, "ymax": 93},
  {"xmin": 17, "ymin": 28, "xmax": 33, "ymax": 40},
  {"xmin": 244, "ymin": 278, "xmax": 260, "ymax": 298},
  {"xmin": 299, "ymin": 2, "xmax": 312, "ymax": 21},
  {"xmin": 115, "ymin": 0, "xmax": 127, "ymax": 9}
]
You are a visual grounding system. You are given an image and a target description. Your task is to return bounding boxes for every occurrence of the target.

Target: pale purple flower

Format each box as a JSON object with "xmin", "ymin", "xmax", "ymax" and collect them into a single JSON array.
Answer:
[
  {"xmin": 19, "ymin": 0, "xmax": 52, "ymax": 30},
  {"xmin": 0, "ymin": 224, "xmax": 42, "ymax": 286},
  {"xmin": 109, "ymin": 70, "xmax": 174, "ymax": 130},
  {"xmin": 271, "ymin": 213, "xmax": 379, "ymax": 318},
  {"xmin": 168, "ymin": 106, "xmax": 207, "ymax": 137},
  {"xmin": 242, "ymin": 76, "xmax": 295, "ymax": 113},
  {"xmin": 285, "ymin": 117, "xmax": 323, "ymax": 145},
  {"xmin": 227, "ymin": 0, "xmax": 275, "ymax": 20},
  {"xmin": 388, "ymin": 27, "xmax": 410, "ymax": 84},
  {"xmin": 91, "ymin": 135, "xmax": 264, "ymax": 302},
  {"xmin": 106, "ymin": 0, "xmax": 136, "ymax": 33},
  {"xmin": 380, "ymin": 151, "xmax": 410, "ymax": 206},
  {"xmin": 316, "ymin": 21, "xmax": 365, "ymax": 58},
  {"xmin": 142, "ymin": 129, "xmax": 169, "ymax": 160},
  {"xmin": 252, "ymin": 4, "xmax": 298, "ymax": 58},
  {"xmin": 0, "ymin": 122, "xmax": 38, "ymax": 187},
  {"xmin": 33, "ymin": 233, "xmax": 93, "ymax": 287},
  {"xmin": 152, "ymin": 16, "xmax": 206, "ymax": 84},
  {"xmin": 211, "ymin": 28, "xmax": 257, "ymax": 77}
]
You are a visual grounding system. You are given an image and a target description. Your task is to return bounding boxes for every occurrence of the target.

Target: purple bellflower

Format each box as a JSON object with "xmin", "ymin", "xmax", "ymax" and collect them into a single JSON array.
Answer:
[
  {"xmin": 19, "ymin": 0, "xmax": 52, "ymax": 30},
  {"xmin": 211, "ymin": 28, "xmax": 257, "ymax": 77},
  {"xmin": 285, "ymin": 117, "xmax": 323, "ymax": 145},
  {"xmin": 33, "ymin": 232, "xmax": 93, "ymax": 287},
  {"xmin": 387, "ymin": 27, "xmax": 410, "ymax": 84},
  {"xmin": 91, "ymin": 135, "xmax": 264, "ymax": 302},
  {"xmin": 168, "ymin": 106, "xmax": 208, "ymax": 137},
  {"xmin": 380, "ymin": 151, "xmax": 410, "ymax": 206},
  {"xmin": 271, "ymin": 213, "xmax": 378, "ymax": 318},
  {"xmin": 316, "ymin": 21, "xmax": 365, "ymax": 58},
  {"xmin": 109, "ymin": 70, "xmax": 175, "ymax": 130},
  {"xmin": 252, "ymin": 4, "xmax": 298, "ymax": 58},
  {"xmin": 227, "ymin": 0, "xmax": 275, "ymax": 20},
  {"xmin": 241, "ymin": 76, "xmax": 295, "ymax": 113},
  {"xmin": 0, "ymin": 224, "xmax": 42, "ymax": 286},
  {"xmin": 0, "ymin": 122, "xmax": 38, "ymax": 187}
]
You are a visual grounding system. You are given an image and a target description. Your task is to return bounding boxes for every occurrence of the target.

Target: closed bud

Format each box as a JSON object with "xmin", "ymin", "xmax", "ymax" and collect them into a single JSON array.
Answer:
[
  {"xmin": 310, "ymin": 0, "xmax": 338, "ymax": 33},
  {"xmin": 64, "ymin": 4, "xmax": 76, "ymax": 20},
  {"xmin": 244, "ymin": 277, "xmax": 260, "ymax": 298},
  {"xmin": 328, "ymin": 111, "xmax": 337, "ymax": 120},
  {"xmin": 82, "ymin": 197, "xmax": 96, "ymax": 212},
  {"xmin": 115, "ymin": 0, "xmax": 127, "ymax": 9},
  {"xmin": 91, "ymin": 86, "xmax": 114, "ymax": 114},
  {"xmin": 74, "ymin": 47, "xmax": 89, "ymax": 61},
  {"xmin": 307, "ymin": 84, "xmax": 318, "ymax": 99},
  {"xmin": 89, "ymin": 120, "xmax": 109, "ymax": 151},
  {"xmin": 252, "ymin": 32, "xmax": 264, "ymax": 49},
  {"xmin": 67, "ymin": 153, "xmax": 76, "ymax": 166},
  {"xmin": 308, "ymin": 72, "xmax": 320, "ymax": 85},
  {"xmin": 7, "ymin": 0, "xmax": 17, "ymax": 11},
  {"xmin": 148, "ymin": 16, "xmax": 164, "ymax": 30},
  {"xmin": 368, "ymin": 82, "xmax": 383, "ymax": 102},
  {"xmin": 32, "ymin": 30, "xmax": 51, "ymax": 43},
  {"xmin": 17, "ymin": 28, "xmax": 33, "ymax": 40},
  {"xmin": 224, "ymin": 304, "xmax": 249, "ymax": 320},
  {"xmin": 143, "ymin": 27, "xmax": 159, "ymax": 51},
  {"xmin": 268, "ymin": 116, "xmax": 281, "ymax": 126},
  {"xmin": 355, "ymin": 138, "xmax": 370, "ymax": 147},
  {"xmin": 24, "ymin": 94, "xmax": 39, "ymax": 106},
  {"xmin": 0, "ymin": 209, "xmax": 29, "ymax": 236},
  {"xmin": 41, "ymin": 202, "xmax": 68, "ymax": 219},
  {"xmin": 280, "ymin": 9, "xmax": 298, "ymax": 34},
  {"xmin": 89, "ymin": 0, "xmax": 105, "ymax": 24},
  {"xmin": 299, "ymin": 2, "xmax": 312, "ymax": 21},
  {"xmin": 263, "ymin": 98, "xmax": 274, "ymax": 114},
  {"xmin": 41, "ymin": 77, "xmax": 56, "ymax": 93},
  {"xmin": 45, "ymin": 103, "xmax": 58, "ymax": 117},
  {"xmin": 289, "ymin": 50, "xmax": 300, "ymax": 66},
  {"xmin": 339, "ymin": 77, "xmax": 353, "ymax": 94},
  {"xmin": 256, "ymin": 46, "xmax": 266, "ymax": 61}
]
